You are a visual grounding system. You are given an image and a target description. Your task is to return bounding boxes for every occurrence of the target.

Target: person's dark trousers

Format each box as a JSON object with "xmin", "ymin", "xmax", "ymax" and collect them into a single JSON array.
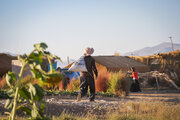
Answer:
[
  {"xmin": 130, "ymin": 79, "xmax": 141, "ymax": 92},
  {"xmin": 130, "ymin": 81, "xmax": 136, "ymax": 92},
  {"xmin": 135, "ymin": 80, "xmax": 141, "ymax": 92},
  {"xmin": 79, "ymin": 75, "xmax": 95, "ymax": 101}
]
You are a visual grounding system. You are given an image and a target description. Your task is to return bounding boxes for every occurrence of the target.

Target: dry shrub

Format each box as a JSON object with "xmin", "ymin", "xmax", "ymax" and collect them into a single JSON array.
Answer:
[
  {"xmin": 67, "ymin": 78, "xmax": 80, "ymax": 91},
  {"xmin": 59, "ymin": 81, "xmax": 65, "ymax": 90},
  {"xmin": 67, "ymin": 80, "xmax": 73, "ymax": 91},
  {"xmin": 108, "ymin": 71, "xmax": 130, "ymax": 96},
  {"xmin": 0, "ymin": 76, "xmax": 8, "ymax": 89},
  {"xmin": 0, "ymin": 74, "xmax": 44, "ymax": 89},
  {"xmin": 95, "ymin": 71, "xmax": 109, "ymax": 92},
  {"xmin": 21, "ymin": 75, "xmax": 35, "ymax": 84},
  {"xmin": 58, "ymin": 77, "xmax": 69, "ymax": 90}
]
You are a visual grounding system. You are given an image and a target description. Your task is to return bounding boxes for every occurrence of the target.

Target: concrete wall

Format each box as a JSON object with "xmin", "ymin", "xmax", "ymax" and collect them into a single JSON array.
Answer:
[{"xmin": 12, "ymin": 60, "xmax": 31, "ymax": 77}]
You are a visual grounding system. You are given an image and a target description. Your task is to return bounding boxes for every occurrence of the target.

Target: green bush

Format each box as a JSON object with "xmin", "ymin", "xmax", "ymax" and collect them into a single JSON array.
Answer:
[{"xmin": 107, "ymin": 71, "xmax": 130, "ymax": 96}]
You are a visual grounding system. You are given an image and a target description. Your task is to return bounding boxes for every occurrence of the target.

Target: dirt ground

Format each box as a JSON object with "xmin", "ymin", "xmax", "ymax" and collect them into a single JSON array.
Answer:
[{"xmin": 0, "ymin": 90, "xmax": 180, "ymax": 118}]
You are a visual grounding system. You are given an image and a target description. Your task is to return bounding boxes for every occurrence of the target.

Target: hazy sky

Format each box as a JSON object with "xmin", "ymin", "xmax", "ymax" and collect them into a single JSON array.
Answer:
[{"xmin": 0, "ymin": 0, "xmax": 180, "ymax": 60}]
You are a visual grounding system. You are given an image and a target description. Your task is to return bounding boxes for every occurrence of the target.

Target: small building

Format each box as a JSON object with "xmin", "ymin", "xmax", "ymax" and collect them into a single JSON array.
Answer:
[
  {"xmin": 11, "ymin": 58, "xmax": 57, "ymax": 77},
  {"xmin": 65, "ymin": 56, "xmax": 150, "ymax": 73},
  {"xmin": 93, "ymin": 56, "xmax": 150, "ymax": 73},
  {"xmin": 0, "ymin": 53, "xmax": 57, "ymax": 78}
]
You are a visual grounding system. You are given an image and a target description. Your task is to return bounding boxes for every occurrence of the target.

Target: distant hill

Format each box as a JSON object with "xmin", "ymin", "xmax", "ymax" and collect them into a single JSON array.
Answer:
[
  {"xmin": 4, "ymin": 52, "xmax": 17, "ymax": 56},
  {"xmin": 124, "ymin": 42, "xmax": 180, "ymax": 56}
]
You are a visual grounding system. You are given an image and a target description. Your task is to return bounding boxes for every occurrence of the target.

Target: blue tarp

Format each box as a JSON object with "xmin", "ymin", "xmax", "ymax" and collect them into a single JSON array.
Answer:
[
  {"xmin": 47, "ymin": 63, "xmax": 79, "ymax": 80},
  {"xmin": 61, "ymin": 68, "xmax": 80, "ymax": 80},
  {"xmin": 48, "ymin": 62, "xmax": 57, "ymax": 71}
]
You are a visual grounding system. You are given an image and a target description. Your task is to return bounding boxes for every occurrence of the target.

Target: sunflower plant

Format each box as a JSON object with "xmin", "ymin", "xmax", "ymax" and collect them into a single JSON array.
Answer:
[{"xmin": 5, "ymin": 43, "xmax": 63, "ymax": 120}]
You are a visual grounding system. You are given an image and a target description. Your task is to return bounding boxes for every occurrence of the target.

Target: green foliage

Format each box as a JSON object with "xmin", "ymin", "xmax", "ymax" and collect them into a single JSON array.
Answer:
[
  {"xmin": 108, "ymin": 72, "xmax": 121, "ymax": 94},
  {"xmin": 4, "ymin": 42, "xmax": 63, "ymax": 120},
  {"xmin": 5, "ymin": 72, "xmax": 16, "ymax": 89},
  {"xmin": 72, "ymin": 79, "xmax": 80, "ymax": 91},
  {"xmin": 0, "ymin": 89, "xmax": 9, "ymax": 99},
  {"xmin": 107, "ymin": 71, "xmax": 130, "ymax": 96}
]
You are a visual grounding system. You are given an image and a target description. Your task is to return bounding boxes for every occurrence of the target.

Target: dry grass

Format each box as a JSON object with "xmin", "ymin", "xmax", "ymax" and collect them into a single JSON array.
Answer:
[
  {"xmin": 51, "ymin": 101, "xmax": 180, "ymax": 120},
  {"xmin": 109, "ymin": 101, "xmax": 180, "ymax": 120},
  {"xmin": 1, "ymin": 95, "xmax": 180, "ymax": 120}
]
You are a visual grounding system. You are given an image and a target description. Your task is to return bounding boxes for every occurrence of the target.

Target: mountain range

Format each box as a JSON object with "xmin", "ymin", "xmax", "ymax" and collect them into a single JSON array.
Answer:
[
  {"xmin": 3, "ymin": 42, "xmax": 180, "ymax": 67},
  {"xmin": 123, "ymin": 42, "xmax": 180, "ymax": 56}
]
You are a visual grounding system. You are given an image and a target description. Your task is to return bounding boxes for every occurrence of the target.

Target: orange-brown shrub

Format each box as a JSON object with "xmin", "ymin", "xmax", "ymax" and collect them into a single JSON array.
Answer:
[
  {"xmin": 59, "ymin": 81, "xmax": 65, "ymax": 90},
  {"xmin": 58, "ymin": 77, "xmax": 69, "ymax": 90},
  {"xmin": 21, "ymin": 75, "xmax": 34, "ymax": 84},
  {"xmin": 67, "ymin": 79, "xmax": 73, "ymax": 91},
  {"xmin": 95, "ymin": 71, "xmax": 110, "ymax": 92},
  {"xmin": 0, "ymin": 75, "xmax": 39, "ymax": 89},
  {"xmin": 0, "ymin": 76, "xmax": 8, "ymax": 89},
  {"xmin": 67, "ymin": 78, "xmax": 80, "ymax": 91}
]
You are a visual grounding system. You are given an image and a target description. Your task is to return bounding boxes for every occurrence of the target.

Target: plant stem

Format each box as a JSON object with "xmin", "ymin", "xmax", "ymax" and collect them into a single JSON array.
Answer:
[
  {"xmin": 10, "ymin": 62, "xmax": 27, "ymax": 120},
  {"xmin": 47, "ymin": 56, "xmax": 53, "ymax": 73}
]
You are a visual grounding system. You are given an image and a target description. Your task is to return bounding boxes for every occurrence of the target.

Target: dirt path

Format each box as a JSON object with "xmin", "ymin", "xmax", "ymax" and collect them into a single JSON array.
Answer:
[
  {"xmin": 43, "ymin": 91, "xmax": 180, "ymax": 117},
  {"xmin": 0, "ymin": 91, "xmax": 180, "ymax": 117}
]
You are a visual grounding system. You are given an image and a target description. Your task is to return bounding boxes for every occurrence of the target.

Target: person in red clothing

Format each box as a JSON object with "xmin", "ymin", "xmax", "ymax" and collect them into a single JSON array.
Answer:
[{"xmin": 130, "ymin": 67, "xmax": 141, "ymax": 92}]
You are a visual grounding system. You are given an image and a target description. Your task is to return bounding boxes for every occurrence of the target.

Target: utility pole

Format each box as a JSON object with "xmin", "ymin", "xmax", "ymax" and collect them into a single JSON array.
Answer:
[
  {"xmin": 67, "ymin": 56, "xmax": 69, "ymax": 64},
  {"xmin": 131, "ymin": 52, "xmax": 133, "ymax": 57},
  {"xmin": 169, "ymin": 36, "xmax": 174, "ymax": 51}
]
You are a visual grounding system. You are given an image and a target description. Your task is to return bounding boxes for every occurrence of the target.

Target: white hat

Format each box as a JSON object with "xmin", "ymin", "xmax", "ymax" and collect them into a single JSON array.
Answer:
[{"xmin": 84, "ymin": 47, "xmax": 94, "ymax": 56}]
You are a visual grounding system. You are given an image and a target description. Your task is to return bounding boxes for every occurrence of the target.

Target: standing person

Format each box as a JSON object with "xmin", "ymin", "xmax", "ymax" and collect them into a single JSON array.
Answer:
[
  {"xmin": 130, "ymin": 67, "xmax": 141, "ymax": 92},
  {"xmin": 77, "ymin": 47, "xmax": 98, "ymax": 102}
]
